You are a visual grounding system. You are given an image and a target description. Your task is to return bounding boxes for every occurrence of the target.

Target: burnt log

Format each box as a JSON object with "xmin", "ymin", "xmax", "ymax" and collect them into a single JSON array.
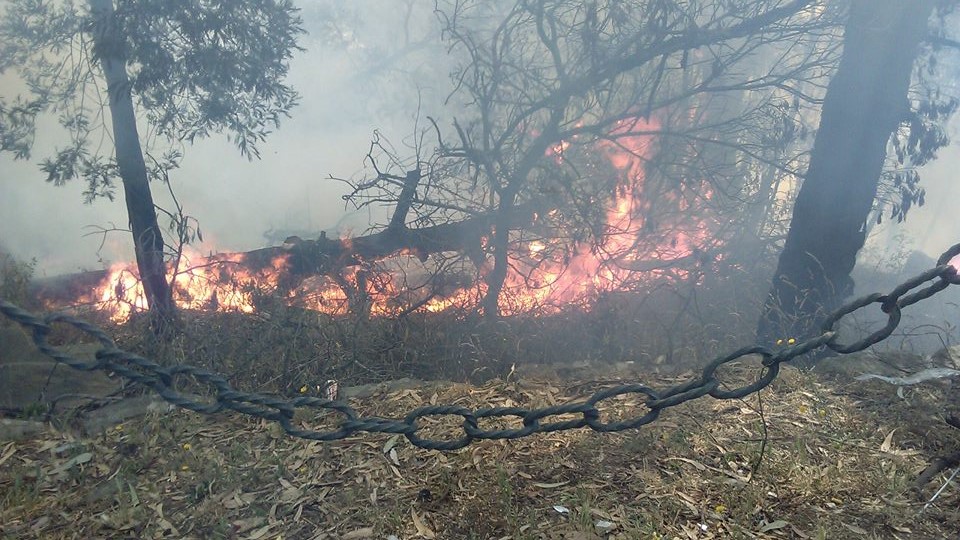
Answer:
[
  {"xmin": 241, "ymin": 204, "xmax": 540, "ymax": 287},
  {"xmin": 29, "ymin": 270, "xmax": 112, "ymax": 306},
  {"xmin": 29, "ymin": 205, "xmax": 540, "ymax": 307}
]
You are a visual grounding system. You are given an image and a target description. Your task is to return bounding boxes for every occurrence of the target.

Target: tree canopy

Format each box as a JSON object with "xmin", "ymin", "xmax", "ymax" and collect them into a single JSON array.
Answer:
[
  {"xmin": 1, "ymin": 0, "xmax": 305, "ymax": 330},
  {"xmin": 0, "ymin": 0, "xmax": 304, "ymax": 197}
]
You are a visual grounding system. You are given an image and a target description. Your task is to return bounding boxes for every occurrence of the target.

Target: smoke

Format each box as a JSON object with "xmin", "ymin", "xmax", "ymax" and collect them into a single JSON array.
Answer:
[
  {"xmin": 0, "ymin": 0, "xmax": 957, "ymax": 282},
  {"xmin": 863, "ymin": 111, "xmax": 960, "ymax": 260},
  {"xmin": 0, "ymin": 1, "xmax": 454, "ymax": 276}
]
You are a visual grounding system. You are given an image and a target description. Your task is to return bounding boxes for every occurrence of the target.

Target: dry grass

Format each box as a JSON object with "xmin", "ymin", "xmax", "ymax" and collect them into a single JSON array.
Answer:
[{"xmin": 2, "ymin": 358, "xmax": 959, "ymax": 539}]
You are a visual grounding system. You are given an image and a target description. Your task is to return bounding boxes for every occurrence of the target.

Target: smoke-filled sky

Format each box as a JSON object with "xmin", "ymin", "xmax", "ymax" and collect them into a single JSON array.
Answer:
[
  {"xmin": 0, "ymin": 1, "xmax": 958, "ymax": 278},
  {"xmin": 0, "ymin": 1, "xmax": 456, "ymax": 277}
]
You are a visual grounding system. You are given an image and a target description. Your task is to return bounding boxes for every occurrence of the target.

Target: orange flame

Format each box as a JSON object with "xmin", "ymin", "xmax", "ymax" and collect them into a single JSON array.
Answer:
[
  {"xmin": 79, "ymin": 248, "xmax": 298, "ymax": 322},
  {"xmin": 78, "ymin": 117, "xmax": 718, "ymax": 321},
  {"xmin": 497, "ymin": 117, "xmax": 714, "ymax": 314}
]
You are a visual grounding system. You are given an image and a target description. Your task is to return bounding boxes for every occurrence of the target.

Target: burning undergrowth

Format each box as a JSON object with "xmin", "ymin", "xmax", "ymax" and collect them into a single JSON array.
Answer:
[
  {"xmin": 100, "ymin": 274, "xmax": 761, "ymax": 395},
  {"xmin": 38, "ymin": 116, "xmax": 727, "ymax": 328}
]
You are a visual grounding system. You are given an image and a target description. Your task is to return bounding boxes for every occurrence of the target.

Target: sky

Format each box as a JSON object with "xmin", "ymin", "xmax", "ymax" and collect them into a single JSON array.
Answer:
[{"xmin": 1, "ymin": 2, "xmax": 959, "ymax": 280}]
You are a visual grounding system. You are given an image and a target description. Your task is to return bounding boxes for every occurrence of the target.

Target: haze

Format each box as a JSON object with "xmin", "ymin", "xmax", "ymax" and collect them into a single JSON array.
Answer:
[
  {"xmin": 0, "ymin": 1, "xmax": 957, "ymax": 280},
  {"xmin": 0, "ymin": 1, "xmax": 457, "ymax": 276}
]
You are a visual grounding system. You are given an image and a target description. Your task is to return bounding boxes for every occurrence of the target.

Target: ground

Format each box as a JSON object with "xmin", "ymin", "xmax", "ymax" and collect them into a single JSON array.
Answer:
[{"xmin": 2, "ymin": 354, "xmax": 959, "ymax": 539}]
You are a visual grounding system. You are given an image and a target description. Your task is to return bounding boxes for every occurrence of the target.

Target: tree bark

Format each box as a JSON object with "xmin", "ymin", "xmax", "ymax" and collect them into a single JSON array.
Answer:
[
  {"xmin": 481, "ymin": 199, "xmax": 514, "ymax": 321},
  {"xmin": 757, "ymin": 0, "xmax": 935, "ymax": 346},
  {"xmin": 89, "ymin": 0, "xmax": 177, "ymax": 332}
]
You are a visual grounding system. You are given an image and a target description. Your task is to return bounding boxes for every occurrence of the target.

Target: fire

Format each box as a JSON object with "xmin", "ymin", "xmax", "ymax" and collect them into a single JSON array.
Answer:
[
  {"xmin": 75, "ymin": 117, "xmax": 718, "ymax": 322},
  {"xmin": 496, "ymin": 117, "xmax": 715, "ymax": 314},
  {"xmin": 80, "ymin": 248, "xmax": 299, "ymax": 322}
]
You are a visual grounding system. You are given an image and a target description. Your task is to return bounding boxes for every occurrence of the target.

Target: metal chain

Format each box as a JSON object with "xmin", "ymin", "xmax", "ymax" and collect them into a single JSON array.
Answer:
[{"xmin": 2, "ymin": 242, "xmax": 958, "ymax": 451}]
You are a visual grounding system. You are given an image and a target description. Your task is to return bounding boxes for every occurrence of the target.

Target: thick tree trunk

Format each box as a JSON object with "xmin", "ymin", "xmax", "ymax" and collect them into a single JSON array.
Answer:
[
  {"xmin": 269, "ymin": 204, "xmax": 537, "ymax": 288},
  {"xmin": 757, "ymin": 0, "xmax": 935, "ymax": 345},
  {"xmin": 90, "ymin": 0, "xmax": 177, "ymax": 332}
]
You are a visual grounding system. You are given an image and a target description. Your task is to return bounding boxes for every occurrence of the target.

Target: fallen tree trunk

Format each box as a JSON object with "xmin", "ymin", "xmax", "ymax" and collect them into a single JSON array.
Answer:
[
  {"xmin": 30, "ymin": 270, "xmax": 114, "ymax": 305},
  {"xmin": 239, "ymin": 204, "xmax": 540, "ymax": 287},
  {"xmin": 28, "ymin": 205, "xmax": 540, "ymax": 306}
]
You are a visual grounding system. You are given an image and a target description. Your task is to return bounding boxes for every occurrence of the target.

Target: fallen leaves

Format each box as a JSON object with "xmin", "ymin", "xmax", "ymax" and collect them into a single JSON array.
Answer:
[
  {"xmin": 0, "ymin": 364, "xmax": 957, "ymax": 539},
  {"xmin": 410, "ymin": 509, "xmax": 436, "ymax": 538}
]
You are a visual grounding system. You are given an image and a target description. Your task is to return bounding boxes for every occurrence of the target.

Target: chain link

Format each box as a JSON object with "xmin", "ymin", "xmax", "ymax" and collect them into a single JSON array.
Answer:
[{"xmin": 1, "ymin": 242, "xmax": 958, "ymax": 450}]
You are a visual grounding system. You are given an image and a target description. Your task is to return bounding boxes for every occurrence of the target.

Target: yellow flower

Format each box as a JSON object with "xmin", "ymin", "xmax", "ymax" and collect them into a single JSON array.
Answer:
[
  {"xmin": 181, "ymin": 465, "xmax": 190, "ymax": 471},
  {"xmin": 787, "ymin": 337, "xmax": 796, "ymax": 345},
  {"xmin": 299, "ymin": 385, "xmax": 309, "ymax": 394},
  {"xmin": 182, "ymin": 443, "xmax": 192, "ymax": 451},
  {"xmin": 114, "ymin": 424, "xmax": 124, "ymax": 431},
  {"xmin": 715, "ymin": 504, "xmax": 727, "ymax": 514},
  {"xmin": 776, "ymin": 339, "xmax": 784, "ymax": 346}
]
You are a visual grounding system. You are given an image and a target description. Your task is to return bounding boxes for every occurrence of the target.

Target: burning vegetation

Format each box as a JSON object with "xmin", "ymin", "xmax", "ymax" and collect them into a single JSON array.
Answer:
[
  {"xmin": 3, "ymin": 0, "xmax": 960, "ymax": 537},
  {"xmin": 48, "ymin": 117, "xmax": 723, "ymax": 324}
]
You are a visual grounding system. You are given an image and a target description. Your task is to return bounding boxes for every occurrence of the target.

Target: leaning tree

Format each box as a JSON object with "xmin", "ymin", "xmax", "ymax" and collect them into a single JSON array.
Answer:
[
  {"xmin": 757, "ymin": 0, "xmax": 959, "ymax": 345},
  {"xmin": 0, "ymin": 0, "xmax": 304, "ymax": 331}
]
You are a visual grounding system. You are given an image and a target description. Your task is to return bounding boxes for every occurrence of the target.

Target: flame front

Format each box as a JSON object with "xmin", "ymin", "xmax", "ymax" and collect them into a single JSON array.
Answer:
[
  {"xmin": 79, "ymin": 117, "xmax": 717, "ymax": 321},
  {"xmin": 497, "ymin": 117, "xmax": 714, "ymax": 314},
  {"xmin": 83, "ymin": 249, "xmax": 299, "ymax": 322}
]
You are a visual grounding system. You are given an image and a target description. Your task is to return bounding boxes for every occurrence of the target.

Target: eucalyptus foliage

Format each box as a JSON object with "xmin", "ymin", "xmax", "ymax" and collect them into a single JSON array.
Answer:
[{"xmin": 0, "ymin": 0, "xmax": 305, "ymax": 201}]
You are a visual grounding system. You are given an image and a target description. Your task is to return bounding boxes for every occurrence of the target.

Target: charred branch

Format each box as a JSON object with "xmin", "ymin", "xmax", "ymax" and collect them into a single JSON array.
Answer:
[
  {"xmin": 389, "ymin": 169, "xmax": 422, "ymax": 231},
  {"xmin": 913, "ymin": 415, "xmax": 960, "ymax": 495},
  {"xmin": 222, "ymin": 204, "xmax": 541, "ymax": 291}
]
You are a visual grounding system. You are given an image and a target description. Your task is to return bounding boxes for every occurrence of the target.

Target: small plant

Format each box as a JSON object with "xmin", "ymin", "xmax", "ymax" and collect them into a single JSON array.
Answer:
[
  {"xmin": 567, "ymin": 486, "xmax": 596, "ymax": 531},
  {"xmin": 2, "ymin": 463, "xmax": 43, "ymax": 510},
  {"xmin": 17, "ymin": 401, "xmax": 47, "ymax": 421}
]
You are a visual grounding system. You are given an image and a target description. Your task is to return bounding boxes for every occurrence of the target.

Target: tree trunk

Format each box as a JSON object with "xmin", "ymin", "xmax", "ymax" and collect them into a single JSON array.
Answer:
[
  {"xmin": 757, "ymin": 0, "xmax": 935, "ymax": 346},
  {"xmin": 89, "ymin": 0, "xmax": 177, "ymax": 332},
  {"xmin": 481, "ymin": 203, "xmax": 511, "ymax": 321}
]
